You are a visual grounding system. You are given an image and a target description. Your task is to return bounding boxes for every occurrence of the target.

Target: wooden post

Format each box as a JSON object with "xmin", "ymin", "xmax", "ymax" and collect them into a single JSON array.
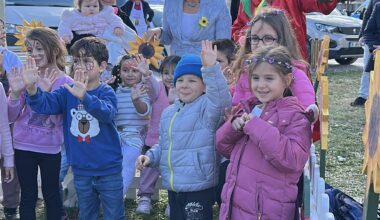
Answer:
[
  {"xmin": 319, "ymin": 76, "xmax": 329, "ymax": 178},
  {"xmin": 362, "ymin": 50, "xmax": 380, "ymax": 219},
  {"xmin": 314, "ymin": 35, "xmax": 330, "ymax": 93},
  {"xmin": 0, "ymin": 0, "xmax": 4, "ymax": 22}
]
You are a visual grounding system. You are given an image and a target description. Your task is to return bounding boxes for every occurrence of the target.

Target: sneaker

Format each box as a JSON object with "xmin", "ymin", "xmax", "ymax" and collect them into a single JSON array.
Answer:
[
  {"xmin": 136, "ymin": 196, "xmax": 152, "ymax": 215},
  {"xmin": 350, "ymin": 97, "xmax": 367, "ymax": 107},
  {"xmin": 4, "ymin": 207, "xmax": 19, "ymax": 220},
  {"xmin": 164, "ymin": 204, "xmax": 170, "ymax": 217}
]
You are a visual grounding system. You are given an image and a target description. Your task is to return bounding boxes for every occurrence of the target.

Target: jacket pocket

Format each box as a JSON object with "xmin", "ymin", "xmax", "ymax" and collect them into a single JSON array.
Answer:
[{"xmin": 192, "ymin": 152, "xmax": 207, "ymax": 180}]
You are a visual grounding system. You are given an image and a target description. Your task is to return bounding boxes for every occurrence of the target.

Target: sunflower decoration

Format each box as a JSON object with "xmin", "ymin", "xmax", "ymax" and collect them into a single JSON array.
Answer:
[
  {"xmin": 15, "ymin": 19, "xmax": 43, "ymax": 51},
  {"xmin": 128, "ymin": 34, "xmax": 164, "ymax": 69},
  {"xmin": 198, "ymin": 16, "xmax": 209, "ymax": 28}
]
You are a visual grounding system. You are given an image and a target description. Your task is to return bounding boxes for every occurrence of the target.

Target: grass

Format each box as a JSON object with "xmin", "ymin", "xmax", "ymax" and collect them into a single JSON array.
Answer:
[{"xmin": 30, "ymin": 67, "xmax": 367, "ymax": 219}]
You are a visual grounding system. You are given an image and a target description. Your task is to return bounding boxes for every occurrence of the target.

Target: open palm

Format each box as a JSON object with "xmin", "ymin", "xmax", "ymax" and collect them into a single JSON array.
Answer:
[
  {"xmin": 201, "ymin": 40, "xmax": 217, "ymax": 67},
  {"xmin": 21, "ymin": 57, "xmax": 39, "ymax": 89},
  {"xmin": 7, "ymin": 67, "xmax": 25, "ymax": 95},
  {"xmin": 64, "ymin": 68, "xmax": 87, "ymax": 100}
]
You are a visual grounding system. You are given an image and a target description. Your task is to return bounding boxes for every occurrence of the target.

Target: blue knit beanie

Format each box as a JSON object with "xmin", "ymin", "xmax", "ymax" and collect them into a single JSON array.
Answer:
[{"xmin": 173, "ymin": 54, "xmax": 202, "ymax": 85}]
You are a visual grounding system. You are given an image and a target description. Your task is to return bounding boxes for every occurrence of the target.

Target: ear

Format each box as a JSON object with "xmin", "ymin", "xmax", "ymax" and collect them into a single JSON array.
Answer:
[
  {"xmin": 99, "ymin": 61, "xmax": 108, "ymax": 72},
  {"xmin": 284, "ymin": 72, "xmax": 293, "ymax": 88}
]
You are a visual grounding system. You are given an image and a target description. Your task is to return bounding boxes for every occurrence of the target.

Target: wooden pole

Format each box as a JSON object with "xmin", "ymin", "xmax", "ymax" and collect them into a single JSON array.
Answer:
[{"xmin": 0, "ymin": 0, "xmax": 4, "ymax": 22}]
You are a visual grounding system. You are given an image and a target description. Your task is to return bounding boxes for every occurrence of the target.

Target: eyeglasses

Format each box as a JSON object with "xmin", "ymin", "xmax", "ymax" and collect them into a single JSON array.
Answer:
[{"xmin": 248, "ymin": 35, "xmax": 277, "ymax": 45}]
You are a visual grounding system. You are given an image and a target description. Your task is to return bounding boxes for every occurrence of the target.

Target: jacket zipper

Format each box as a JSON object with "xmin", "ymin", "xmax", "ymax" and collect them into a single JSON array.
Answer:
[
  {"xmin": 257, "ymin": 185, "xmax": 263, "ymax": 220},
  {"xmin": 167, "ymin": 106, "xmax": 182, "ymax": 191}
]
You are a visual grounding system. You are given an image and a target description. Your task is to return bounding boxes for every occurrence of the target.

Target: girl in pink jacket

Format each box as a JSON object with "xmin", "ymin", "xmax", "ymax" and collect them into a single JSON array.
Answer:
[
  {"xmin": 216, "ymin": 46, "xmax": 312, "ymax": 220},
  {"xmin": 0, "ymin": 82, "xmax": 14, "ymax": 184},
  {"xmin": 231, "ymin": 9, "xmax": 315, "ymax": 110}
]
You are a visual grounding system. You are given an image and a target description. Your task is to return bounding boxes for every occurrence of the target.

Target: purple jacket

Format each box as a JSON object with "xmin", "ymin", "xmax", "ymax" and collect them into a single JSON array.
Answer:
[
  {"xmin": 216, "ymin": 96, "xmax": 312, "ymax": 220},
  {"xmin": 232, "ymin": 62, "xmax": 315, "ymax": 109},
  {"xmin": 8, "ymin": 75, "xmax": 73, "ymax": 154}
]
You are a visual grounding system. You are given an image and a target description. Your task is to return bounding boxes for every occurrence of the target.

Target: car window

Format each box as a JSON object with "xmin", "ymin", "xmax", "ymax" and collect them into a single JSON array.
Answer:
[{"xmin": 6, "ymin": 0, "xmax": 73, "ymax": 7}]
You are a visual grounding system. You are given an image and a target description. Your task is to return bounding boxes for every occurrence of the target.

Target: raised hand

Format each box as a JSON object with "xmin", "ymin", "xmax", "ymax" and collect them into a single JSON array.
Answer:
[
  {"xmin": 231, "ymin": 112, "xmax": 251, "ymax": 131},
  {"xmin": 131, "ymin": 54, "xmax": 151, "ymax": 77},
  {"xmin": 104, "ymin": 75, "xmax": 116, "ymax": 85},
  {"xmin": 21, "ymin": 57, "xmax": 39, "ymax": 91},
  {"xmin": 39, "ymin": 68, "xmax": 58, "ymax": 92},
  {"xmin": 7, "ymin": 67, "xmax": 25, "ymax": 99},
  {"xmin": 145, "ymin": 28, "xmax": 162, "ymax": 42},
  {"xmin": 3, "ymin": 167, "xmax": 14, "ymax": 183},
  {"xmin": 131, "ymin": 84, "xmax": 148, "ymax": 101},
  {"xmin": 201, "ymin": 40, "xmax": 217, "ymax": 67},
  {"xmin": 64, "ymin": 67, "xmax": 88, "ymax": 101},
  {"xmin": 136, "ymin": 155, "xmax": 150, "ymax": 171}
]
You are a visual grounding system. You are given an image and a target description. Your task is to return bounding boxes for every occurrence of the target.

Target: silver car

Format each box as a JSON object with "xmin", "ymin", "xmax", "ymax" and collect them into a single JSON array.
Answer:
[{"xmin": 306, "ymin": 8, "xmax": 363, "ymax": 65}]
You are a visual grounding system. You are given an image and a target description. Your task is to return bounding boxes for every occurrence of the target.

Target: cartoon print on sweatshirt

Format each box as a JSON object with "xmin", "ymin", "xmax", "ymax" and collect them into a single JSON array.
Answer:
[{"xmin": 70, "ymin": 104, "xmax": 100, "ymax": 143}]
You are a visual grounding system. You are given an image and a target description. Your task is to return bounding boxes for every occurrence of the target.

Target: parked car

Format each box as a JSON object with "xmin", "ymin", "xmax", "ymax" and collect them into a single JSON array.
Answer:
[
  {"xmin": 5, "ymin": 0, "xmax": 73, "ymax": 52},
  {"xmin": 306, "ymin": 8, "xmax": 363, "ymax": 65},
  {"xmin": 351, "ymin": 0, "xmax": 369, "ymax": 20}
]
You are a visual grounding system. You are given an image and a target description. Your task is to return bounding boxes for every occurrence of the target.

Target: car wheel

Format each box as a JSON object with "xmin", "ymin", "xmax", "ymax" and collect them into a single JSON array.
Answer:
[{"xmin": 335, "ymin": 57, "xmax": 358, "ymax": 65}]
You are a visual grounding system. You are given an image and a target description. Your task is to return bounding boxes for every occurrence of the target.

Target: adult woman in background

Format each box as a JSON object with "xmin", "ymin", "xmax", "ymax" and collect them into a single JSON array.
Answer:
[{"xmin": 146, "ymin": 0, "xmax": 231, "ymax": 56}]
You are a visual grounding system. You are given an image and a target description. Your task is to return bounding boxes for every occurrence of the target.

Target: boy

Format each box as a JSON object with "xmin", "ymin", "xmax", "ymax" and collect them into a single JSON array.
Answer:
[
  {"xmin": 136, "ymin": 40, "xmax": 232, "ymax": 220},
  {"xmin": 23, "ymin": 37, "xmax": 124, "ymax": 220},
  {"xmin": 212, "ymin": 39, "xmax": 237, "ymax": 88}
]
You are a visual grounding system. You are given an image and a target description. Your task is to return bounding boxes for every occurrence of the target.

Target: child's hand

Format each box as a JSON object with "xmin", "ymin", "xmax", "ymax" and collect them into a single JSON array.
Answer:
[
  {"xmin": 201, "ymin": 40, "xmax": 217, "ymax": 68},
  {"xmin": 131, "ymin": 84, "xmax": 148, "ymax": 101},
  {"xmin": 232, "ymin": 113, "xmax": 251, "ymax": 131},
  {"xmin": 114, "ymin": 27, "xmax": 124, "ymax": 36},
  {"xmin": 224, "ymin": 107, "xmax": 232, "ymax": 121},
  {"xmin": 136, "ymin": 155, "xmax": 150, "ymax": 171},
  {"xmin": 132, "ymin": 54, "xmax": 151, "ymax": 77},
  {"xmin": 3, "ymin": 167, "xmax": 14, "ymax": 183},
  {"xmin": 0, "ymin": 51, "xmax": 4, "ymax": 75},
  {"xmin": 39, "ymin": 68, "xmax": 58, "ymax": 92},
  {"xmin": 7, "ymin": 67, "xmax": 25, "ymax": 99},
  {"xmin": 306, "ymin": 104, "xmax": 319, "ymax": 123},
  {"xmin": 104, "ymin": 75, "xmax": 116, "ymax": 85},
  {"xmin": 21, "ymin": 57, "xmax": 39, "ymax": 95},
  {"xmin": 145, "ymin": 28, "xmax": 162, "ymax": 42},
  {"xmin": 64, "ymin": 67, "xmax": 88, "ymax": 101},
  {"xmin": 222, "ymin": 66, "xmax": 234, "ymax": 85}
]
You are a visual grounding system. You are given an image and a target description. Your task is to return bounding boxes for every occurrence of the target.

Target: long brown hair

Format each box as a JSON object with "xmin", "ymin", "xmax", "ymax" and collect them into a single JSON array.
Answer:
[
  {"xmin": 26, "ymin": 27, "xmax": 67, "ymax": 71},
  {"xmin": 232, "ymin": 8, "xmax": 304, "ymax": 82}
]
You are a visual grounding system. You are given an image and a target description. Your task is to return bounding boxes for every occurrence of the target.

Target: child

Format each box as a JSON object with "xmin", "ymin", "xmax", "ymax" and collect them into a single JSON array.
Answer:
[
  {"xmin": 58, "ymin": 0, "xmax": 136, "ymax": 64},
  {"xmin": 231, "ymin": 9, "xmax": 315, "ymax": 111},
  {"xmin": 136, "ymin": 40, "xmax": 232, "ymax": 220},
  {"xmin": 0, "ymin": 81, "xmax": 15, "ymax": 213},
  {"xmin": 0, "ymin": 18, "xmax": 22, "ymax": 219},
  {"xmin": 216, "ymin": 45, "xmax": 312, "ymax": 220},
  {"xmin": 22, "ymin": 37, "xmax": 124, "ymax": 220},
  {"xmin": 135, "ymin": 55, "xmax": 180, "ymax": 215},
  {"xmin": 121, "ymin": 0, "xmax": 154, "ymax": 36},
  {"xmin": 7, "ymin": 27, "xmax": 72, "ymax": 220},
  {"xmin": 110, "ymin": 54, "xmax": 154, "ymax": 196},
  {"xmin": 212, "ymin": 38, "xmax": 237, "ymax": 208}
]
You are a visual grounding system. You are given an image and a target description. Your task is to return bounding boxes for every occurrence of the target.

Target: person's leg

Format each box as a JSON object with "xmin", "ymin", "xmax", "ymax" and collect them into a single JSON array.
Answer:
[
  {"xmin": 96, "ymin": 173, "xmax": 124, "ymax": 220},
  {"xmin": 15, "ymin": 149, "xmax": 38, "ymax": 220},
  {"xmin": 168, "ymin": 190, "xmax": 185, "ymax": 220},
  {"xmin": 352, "ymin": 44, "xmax": 370, "ymax": 106},
  {"xmin": 39, "ymin": 152, "xmax": 63, "ymax": 220},
  {"xmin": 121, "ymin": 142, "xmax": 142, "ymax": 195},
  {"xmin": 183, "ymin": 188, "xmax": 215, "ymax": 220},
  {"xmin": 73, "ymin": 175, "xmax": 100, "ymax": 220},
  {"xmin": 1, "ymin": 157, "xmax": 21, "ymax": 217},
  {"xmin": 137, "ymin": 146, "xmax": 160, "ymax": 198}
]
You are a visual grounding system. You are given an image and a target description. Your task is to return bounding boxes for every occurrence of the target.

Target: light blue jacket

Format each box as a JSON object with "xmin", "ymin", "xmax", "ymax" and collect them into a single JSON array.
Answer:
[
  {"xmin": 146, "ymin": 63, "xmax": 231, "ymax": 192},
  {"xmin": 161, "ymin": 0, "xmax": 232, "ymax": 56}
]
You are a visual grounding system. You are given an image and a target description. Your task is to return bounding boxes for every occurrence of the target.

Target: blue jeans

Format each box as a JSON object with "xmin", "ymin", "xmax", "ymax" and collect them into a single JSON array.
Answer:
[
  {"xmin": 359, "ymin": 44, "xmax": 370, "ymax": 99},
  {"xmin": 73, "ymin": 173, "xmax": 124, "ymax": 220}
]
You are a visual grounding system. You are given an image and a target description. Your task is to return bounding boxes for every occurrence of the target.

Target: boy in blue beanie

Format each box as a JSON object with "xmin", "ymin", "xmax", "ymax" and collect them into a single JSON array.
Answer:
[{"xmin": 136, "ymin": 40, "xmax": 231, "ymax": 220}]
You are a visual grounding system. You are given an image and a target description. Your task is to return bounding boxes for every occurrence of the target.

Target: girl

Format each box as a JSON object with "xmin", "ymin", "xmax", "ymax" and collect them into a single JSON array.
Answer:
[
  {"xmin": 0, "ymin": 81, "xmax": 14, "ymax": 189},
  {"xmin": 216, "ymin": 45, "xmax": 312, "ymax": 220},
  {"xmin": 135, "ymin": 55, "xmax": 180, "ymax": 215},
  {"xmin": 58, "ymin": 0, "xmax": 136, "ymax": 64},
  {"xmin": 121, "ymin": 0, "xmax": 154, "ymax": 36},
  {"xmin": 7, "ymin": 27, "xmax": 73, "ymax": 220},
  {"xmin": 111, "ymin": 54, "xmax": 154, "ymax": 196},
  {"xmin": 231, "ymin": 8, "xmax": 315, "ymax": 111}
]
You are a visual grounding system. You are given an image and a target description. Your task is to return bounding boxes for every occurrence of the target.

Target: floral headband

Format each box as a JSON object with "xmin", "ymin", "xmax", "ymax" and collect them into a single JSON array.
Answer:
[{"xmin": 244, "ymin": 56, "xmax": 293, "ymax": 71}]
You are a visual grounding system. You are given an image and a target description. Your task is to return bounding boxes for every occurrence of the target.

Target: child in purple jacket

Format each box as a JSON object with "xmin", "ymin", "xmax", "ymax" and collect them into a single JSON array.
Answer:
[{"xmin": 216, "ymin": 46, "xmax": 312, "ymax": 220}]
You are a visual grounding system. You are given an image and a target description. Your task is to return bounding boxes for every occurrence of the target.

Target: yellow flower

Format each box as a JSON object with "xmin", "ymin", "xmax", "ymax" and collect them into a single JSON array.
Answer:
[
  {"xmin": 15, "ymin": 19, "xmax": 43, "ymax": 51},
  {"xmin": 198, "ymin": 16, "xmax": 209, "ymax": 28},
  {"xmin": 128, "ymin": 34, "xmax": 164, "ymax": 69}
]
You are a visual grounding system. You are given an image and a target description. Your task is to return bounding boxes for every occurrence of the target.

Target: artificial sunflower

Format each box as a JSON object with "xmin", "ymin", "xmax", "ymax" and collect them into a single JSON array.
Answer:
[
  {"xmin": 15, "ymin": 19, "xmax": 43, "ymax": 51},
  {"xmin": 198, "ymin": 16, "xmax": 209, "ymax": 28},
  {"xmin": 128, "ymin": 35, "xmax": 164, "ymax": 69}
]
